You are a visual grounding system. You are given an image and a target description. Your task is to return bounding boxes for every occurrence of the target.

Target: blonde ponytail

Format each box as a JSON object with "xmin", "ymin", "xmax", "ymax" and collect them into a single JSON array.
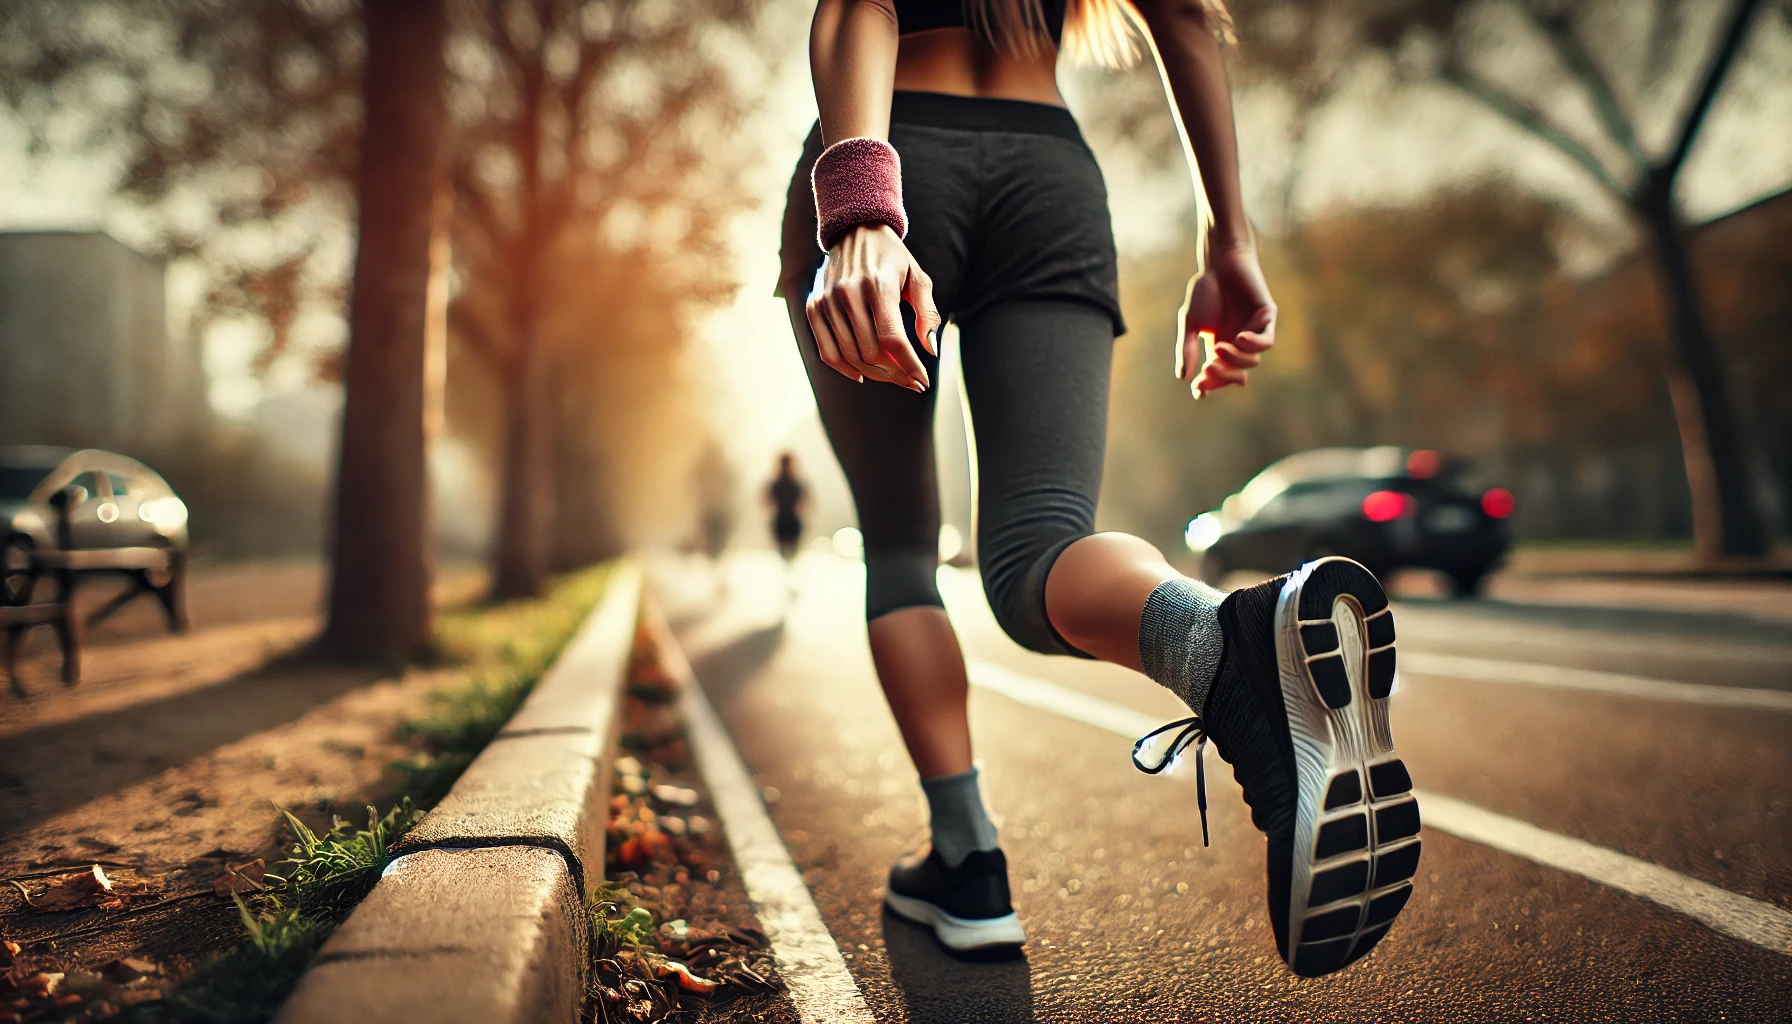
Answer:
[{"xmin": 962, "ymin": 0, "xmax": 1230, "ymax": 68}]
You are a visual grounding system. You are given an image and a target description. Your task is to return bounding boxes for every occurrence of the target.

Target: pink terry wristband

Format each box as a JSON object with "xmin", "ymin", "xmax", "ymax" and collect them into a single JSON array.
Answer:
[{"xmin": 812, "ymin": 137, "xmax": 908, "ymax": 252}]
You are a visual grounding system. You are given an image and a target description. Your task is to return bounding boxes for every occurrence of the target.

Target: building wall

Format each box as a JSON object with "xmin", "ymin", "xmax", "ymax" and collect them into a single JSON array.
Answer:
[{"xmin": 0, "ymin": 231, "xmax": 200, "ymax": 451}]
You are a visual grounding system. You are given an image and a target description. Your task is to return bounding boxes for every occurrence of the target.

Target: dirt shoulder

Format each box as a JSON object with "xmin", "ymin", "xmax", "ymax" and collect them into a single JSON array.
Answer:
[{"xmin": 0, "ymin": 560, "xmax": 484, "ymax": 1018}]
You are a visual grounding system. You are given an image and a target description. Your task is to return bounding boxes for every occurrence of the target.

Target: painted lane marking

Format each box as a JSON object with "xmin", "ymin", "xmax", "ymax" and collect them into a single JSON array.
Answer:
[
  {"xmin": 969, "ymin": 658, "xmax": 1166, "ymax": 739},
  {"xmin": 965, "ymin": 658, "xmax": 1792, "ymax": 958},
  {"xmin": 1399, "ymin": 652, "xmax": 1792, "ymax": 714},
  {"xmin": 669, "ymin": 627, "xmax": 876, "ymax": 1024},
  {"xmin": 1414, "ymin": 790, "xmax": 1792, "ymax": 956}
]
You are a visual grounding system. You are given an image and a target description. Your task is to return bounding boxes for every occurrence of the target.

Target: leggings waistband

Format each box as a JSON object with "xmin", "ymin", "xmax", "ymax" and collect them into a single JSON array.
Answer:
[{"xmin": 890, "ymin": 90, "xmax": 1085, "ymax": 144}]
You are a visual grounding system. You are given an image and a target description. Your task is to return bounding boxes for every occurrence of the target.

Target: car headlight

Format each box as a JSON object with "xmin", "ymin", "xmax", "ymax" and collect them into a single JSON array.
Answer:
[
  {"xmin": 1184, "ymin": 512, "xmax": 1224, "ymax": 553},
  {"xmin": 10, "ymin": 509, "xmax": 44, "ymax": 536},
  {"xmin": 139, "ymin": 497, "xmax": 189, "ymax": 528}
]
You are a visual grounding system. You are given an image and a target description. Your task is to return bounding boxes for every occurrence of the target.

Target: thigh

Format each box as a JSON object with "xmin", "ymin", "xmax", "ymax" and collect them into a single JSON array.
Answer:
[
  {"xmin": 957, "ymin": 299, "xmax": 1115, "ymax": 560},
  {"xmin": 785, "ymin": 293, "xmax": 942, "ymax": 554}
]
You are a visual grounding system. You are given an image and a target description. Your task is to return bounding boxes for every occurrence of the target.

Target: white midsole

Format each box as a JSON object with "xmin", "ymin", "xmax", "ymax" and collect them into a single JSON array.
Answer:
[{"xmin": 885, "ymin": 890, "xmax": 1028, "ymax": 951}]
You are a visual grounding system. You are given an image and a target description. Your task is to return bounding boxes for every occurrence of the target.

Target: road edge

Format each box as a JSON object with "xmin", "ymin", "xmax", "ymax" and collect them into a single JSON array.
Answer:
[
  {"xmin": 644, "ymin": 600, "xmax": 876, "ymax": 1024},
  {"xmin": 274, "ymin": 561, "xmax": 643, "ymax": 1024}
]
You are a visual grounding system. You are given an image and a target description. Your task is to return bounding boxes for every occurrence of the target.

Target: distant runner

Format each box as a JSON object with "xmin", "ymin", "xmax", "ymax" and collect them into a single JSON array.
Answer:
[{"xmin": 767, "ymin": 452, "xmax": 806, "ymax": 564}]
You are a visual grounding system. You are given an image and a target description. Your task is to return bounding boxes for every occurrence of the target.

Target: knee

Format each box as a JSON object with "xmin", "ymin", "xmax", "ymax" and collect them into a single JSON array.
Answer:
[
  {"xmin": 865, "ymin": 545, "xmax": 942, "ymax": 621},
  {"xmin": 979, "ymin": 523, "xmax": 1090, "ymax": 657}
]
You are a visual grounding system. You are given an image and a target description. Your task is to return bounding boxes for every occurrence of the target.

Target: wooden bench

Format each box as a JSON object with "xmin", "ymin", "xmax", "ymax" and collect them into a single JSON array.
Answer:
[
  {"xmin": 2, "ymin": 487, "xmax": 187, "ymax": 697},
  {"xmin": 3, "ymin": 494, "xmax": 79, "ymax": 697}
]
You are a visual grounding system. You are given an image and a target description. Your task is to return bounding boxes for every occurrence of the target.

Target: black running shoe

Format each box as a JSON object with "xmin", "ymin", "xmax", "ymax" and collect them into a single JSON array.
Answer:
[
  {"xmin": 1135, "ymin": 558, "xmax": 1419, "ymax": 977},
  {"xmin": 885, "ymin": 847, "xmax": 1027, "ymax": 951}
]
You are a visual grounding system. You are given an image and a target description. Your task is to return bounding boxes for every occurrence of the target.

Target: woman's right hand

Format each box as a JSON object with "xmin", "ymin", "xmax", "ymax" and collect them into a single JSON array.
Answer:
[
  {"xmin": 1177, "ymin": 243, "xmax": 1277, "ymax": 398},
  {"xmin": 806, "ymin": 223, "xmax": 942, "ymax": 391}
]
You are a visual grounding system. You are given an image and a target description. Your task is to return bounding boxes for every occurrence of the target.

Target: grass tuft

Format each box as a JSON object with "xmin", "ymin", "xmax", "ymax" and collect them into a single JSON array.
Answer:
[
  {"xmin": 269, "ymin": 799, "xmax": 426, "ymax": 919},
  {"xmin": 130, "ymin": 566, "xmax": 613, "ymax": 1023}
]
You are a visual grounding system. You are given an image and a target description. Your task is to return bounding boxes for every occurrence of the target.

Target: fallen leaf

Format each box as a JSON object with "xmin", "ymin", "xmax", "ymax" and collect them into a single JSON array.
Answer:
[
  {"xmin": 213, "ymin": 859, "xmax": 266, "ymax": 897},
  {"xmin": 18, "ymin": 972, "xmax": 64, "ymax": 998},
  {"xmin": 0, "ymin": 939, "xmax": 18, "ymax": 967},
  {"xmin": 21, "ymin": 866, "xmax": 113, "ymax": 912},
  {"xmin": 654, "ymin": 960, "xmax": 718, "ymax": 994},
  {"xmin": 651, "ymin": 784, "xmax": 699, "ymax": 807},
  {"xmin": 117, "ymin": 957, "xmax": 159, "ymax": 977}
]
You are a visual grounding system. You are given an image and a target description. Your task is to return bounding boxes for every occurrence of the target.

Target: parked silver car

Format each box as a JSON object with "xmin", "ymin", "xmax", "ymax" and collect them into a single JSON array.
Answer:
[{"xmin": 2, "ymin": 446, "xmax": 189, "ymax": 606}]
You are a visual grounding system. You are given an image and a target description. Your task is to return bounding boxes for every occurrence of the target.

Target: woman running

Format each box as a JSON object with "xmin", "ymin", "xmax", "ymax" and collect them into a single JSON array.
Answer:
[
  {"xmin": 768, "ymin": 452, "xmax": 808, "ymax": 567},
  {"xmin": 777, "ymin": 0, "xmax": 1417, "ymax": 976}
]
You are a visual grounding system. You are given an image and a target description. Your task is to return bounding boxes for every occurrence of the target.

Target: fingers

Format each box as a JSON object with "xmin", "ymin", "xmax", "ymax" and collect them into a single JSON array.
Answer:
[
  {"xmin": 806, "ymin": 228, "xmax": 937, "ymax": 392},
  {"xmin": 1177, "ymin": 329, "xmax": 1208, "ymax": 382},
  {"xmin": 905, "ymin": 262, "xmax": 941, "ymax": 357},
  {"xmin": 804, "ymin": 296, "xmax": 861, "ymax": 383},
  {"xmin": 823, "ymin": 287, "xmax": 885, "ymax": 383},
  {"xmin": 1232, "ymin": 303, "xmax": 1277, "ymax": 352},
  {"xmin": 1210, "ymin": 339, "xmax": 1262, "ymax": 370},
  {"xmin": 1194, "ymin": 357, "xmax": 1250, "ymax": 397},
  {"xmin": 865, "ymin": 277, "xmax": 928, "ymax": 392}
]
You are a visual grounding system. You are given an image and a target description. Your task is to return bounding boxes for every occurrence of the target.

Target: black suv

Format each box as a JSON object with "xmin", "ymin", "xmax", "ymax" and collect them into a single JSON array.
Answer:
[{"xmin": 1186, "ymin": 446, "xmax": 1512, "ymax": 595}]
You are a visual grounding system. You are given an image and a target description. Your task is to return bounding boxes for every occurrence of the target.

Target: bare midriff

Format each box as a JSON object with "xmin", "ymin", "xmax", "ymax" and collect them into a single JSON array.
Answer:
[{"xmin": 893, "ymin": 27, "xmax": 1066, "ymax": 107}]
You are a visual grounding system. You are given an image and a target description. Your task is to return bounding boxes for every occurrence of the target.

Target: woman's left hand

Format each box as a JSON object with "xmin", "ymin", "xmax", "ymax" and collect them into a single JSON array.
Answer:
[{"xmin": 1176, "ymin": 243, "xmax": 1277, "ymax": 398}]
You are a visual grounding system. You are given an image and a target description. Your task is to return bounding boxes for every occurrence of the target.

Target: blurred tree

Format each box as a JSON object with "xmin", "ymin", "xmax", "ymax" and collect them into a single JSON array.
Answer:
[
  {"xmin": 1091, "ymin": 0, "xmax": 1787, "ymax": 558},
  {"xmin": 2, "ymin": 0, "xmax": 764, "ymax": 603},
  {"xmin": 442, "ymin": 0, "xmax": 755, "ymax": 597},
  {"xmin": 1356, "ymin": 0, "xmax": 1778, "ymax": 559},
  {"xmin": 325, "ymin": 0, "xmax": 450, "ymax": 660},
  {"xmin": 0, "ymin": 0, "xmax": 362, "ymax": 372},
  {"xmin": 1, "ymin": 0, "xmax": 447, "ymax": 659}
]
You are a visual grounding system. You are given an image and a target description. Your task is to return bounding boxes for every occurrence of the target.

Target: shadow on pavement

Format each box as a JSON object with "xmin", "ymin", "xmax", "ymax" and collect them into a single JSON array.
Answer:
[
  {"xmin": 686, "ymin": 620, "xmax": 786, "ymax": 708},
  {"xmin": 0, "ymin": 654, "xmax": 383, "ymax": 835},
  {"xmin": 882, "ymin": 908, "xmax": 1036, "ymax": 1023}
]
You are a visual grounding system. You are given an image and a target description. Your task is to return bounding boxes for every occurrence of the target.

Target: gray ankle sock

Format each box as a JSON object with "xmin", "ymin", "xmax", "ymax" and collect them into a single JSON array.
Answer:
[
  {"xmin": 919, "ymin": 767, "xmax": 1000, "ymax": 868},
  {"xmin": 1138, "ymin": 576, "xmax": 1229, "ymax": 714}
]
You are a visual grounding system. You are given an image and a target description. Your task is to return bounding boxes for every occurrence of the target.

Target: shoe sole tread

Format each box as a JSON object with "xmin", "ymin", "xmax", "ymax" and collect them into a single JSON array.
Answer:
[{"xmin": 1276, "ymin": 556, "xmax": 1419, "ymax": 977}]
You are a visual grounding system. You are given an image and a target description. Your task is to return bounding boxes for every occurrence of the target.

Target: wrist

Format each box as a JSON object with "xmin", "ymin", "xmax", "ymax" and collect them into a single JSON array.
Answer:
[
  {"xmin": 1205, "ymin": 220, "xmax": 1254, "ymax": 254},
  {"xmin": 812, "ymin": 137, "xmax": 908, "ymax": 252}
]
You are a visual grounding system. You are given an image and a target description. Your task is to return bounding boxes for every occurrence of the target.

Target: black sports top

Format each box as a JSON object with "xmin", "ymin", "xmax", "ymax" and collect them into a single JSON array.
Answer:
[{"xmin": 897, "ymin": 0, "xmax": 1067, "ymax": 44}]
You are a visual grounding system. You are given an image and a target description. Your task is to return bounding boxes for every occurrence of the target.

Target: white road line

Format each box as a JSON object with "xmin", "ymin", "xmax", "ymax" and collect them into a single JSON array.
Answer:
[
  {"xmin": 1415, "ymin": 790, "xmax": 1792, "ymax": 955},
  {"xmin": 969, "ymin": 659, "xmax": 1165, "ymax": 739},
  {"xmin": 966, "ymin": 658, "xmax": 1792, "ymax": 958},
  {"xmin": 1399, "ymin": 651, "xmax": 1792, "ymax": 713},
  {"xmin": 668, "ymin": 626, "xmax": 875, "ymax": 1024}
]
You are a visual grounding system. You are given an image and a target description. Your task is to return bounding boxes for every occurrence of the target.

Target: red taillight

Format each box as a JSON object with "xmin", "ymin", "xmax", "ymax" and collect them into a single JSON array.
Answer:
[
  {"xmin": 1406, "ymin": 449, "xmax": 1440, "ymax": 479},
  {"xmin": 1363, "ymin": 490, "xmax": 1411, "ymax": 522},
  {"xmin": 1482, "ymin": 487, "xmax": 1515, "ymax": 518}
]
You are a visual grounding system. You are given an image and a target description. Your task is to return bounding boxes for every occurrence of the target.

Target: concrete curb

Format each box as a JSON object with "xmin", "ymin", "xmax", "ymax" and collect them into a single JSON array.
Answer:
[{"xmin": 275, "ymin": 561, "xmax": 643, "ymax": 1024}]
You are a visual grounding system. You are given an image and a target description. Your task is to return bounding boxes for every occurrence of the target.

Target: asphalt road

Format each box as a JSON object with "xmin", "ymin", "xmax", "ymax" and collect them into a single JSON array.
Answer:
[{"xmin": 656, "ymin": 552, "xmax": 1792, "ymax": 1023}]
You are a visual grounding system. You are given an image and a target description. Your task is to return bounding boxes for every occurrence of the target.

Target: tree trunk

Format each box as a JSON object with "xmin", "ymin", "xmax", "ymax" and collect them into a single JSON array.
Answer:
[
  {"xmin": 551, "ymin": 375, "xmax": 622, "ymax": 569},
  {"xmin": 491, "ymin": 317, "xmax": 555, "ymax": 598},
  {"xmin": 1640, "ymin": 196, "xmax": 1766, "ymax": 560},
  {"xmin": 324, "ymin": 0, "xmax": 450, "ymax": 661}
]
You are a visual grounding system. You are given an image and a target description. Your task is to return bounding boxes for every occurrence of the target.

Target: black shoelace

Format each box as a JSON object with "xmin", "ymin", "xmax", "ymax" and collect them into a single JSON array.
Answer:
[{"xmin": 1131, "ymin": 716, "xmax": 1210, "ymax": 846}]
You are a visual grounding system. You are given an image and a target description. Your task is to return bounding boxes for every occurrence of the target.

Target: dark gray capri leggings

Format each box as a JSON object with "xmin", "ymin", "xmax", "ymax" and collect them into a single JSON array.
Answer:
[{"xmin": 778, "ymin": 91, "xmax": 1126, "ymax": 657}]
